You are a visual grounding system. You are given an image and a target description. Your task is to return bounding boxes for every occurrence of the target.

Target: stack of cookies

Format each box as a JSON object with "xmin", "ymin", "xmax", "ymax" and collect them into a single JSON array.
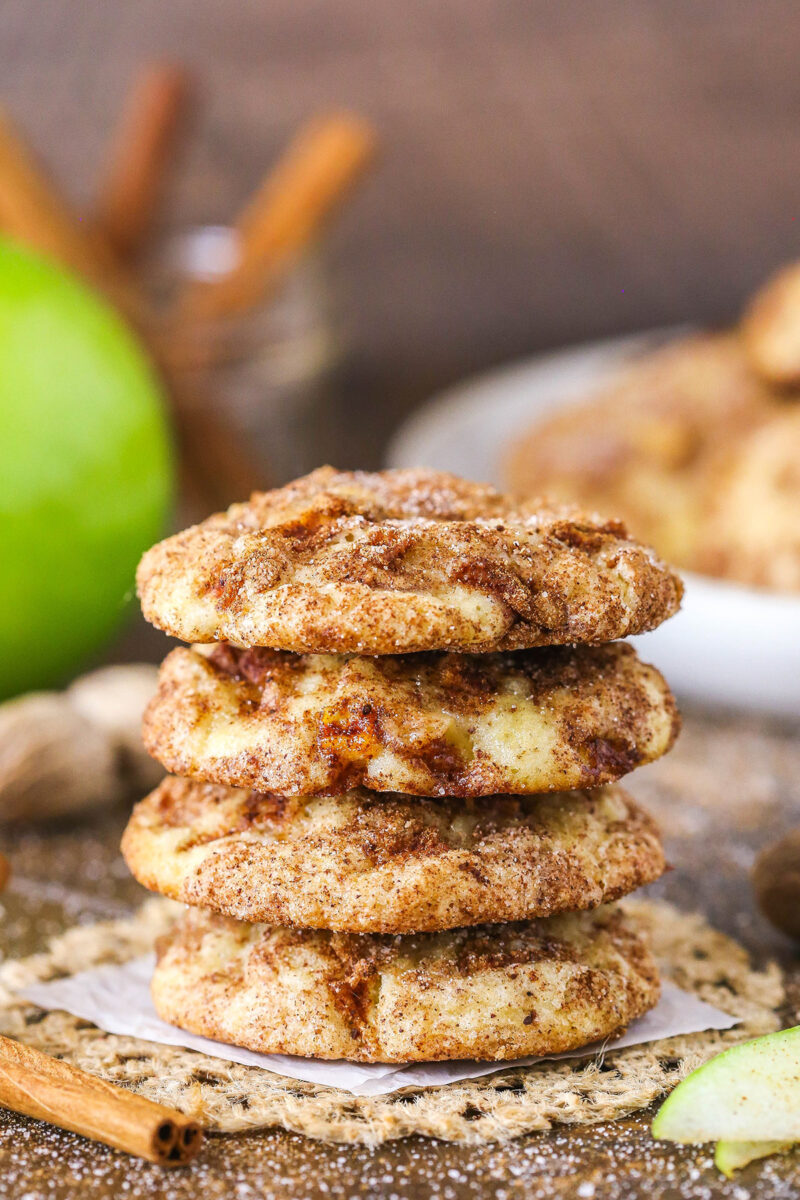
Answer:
[{"xmin": 123, "ymin": 467, "xmax": 683, "ymax": 1064}]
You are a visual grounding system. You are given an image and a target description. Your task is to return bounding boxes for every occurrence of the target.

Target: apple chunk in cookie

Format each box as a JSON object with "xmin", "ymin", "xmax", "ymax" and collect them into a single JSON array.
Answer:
[{"xmin": 142, "ymin": 642, "xmax": 679, "ymax": 798}]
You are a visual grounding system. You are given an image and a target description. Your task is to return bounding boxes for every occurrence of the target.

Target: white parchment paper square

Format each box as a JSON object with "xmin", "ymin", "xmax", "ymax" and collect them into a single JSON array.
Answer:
[{"xmin": 20, "ymin": 957, "xmax": 737, "ymax": 1098}]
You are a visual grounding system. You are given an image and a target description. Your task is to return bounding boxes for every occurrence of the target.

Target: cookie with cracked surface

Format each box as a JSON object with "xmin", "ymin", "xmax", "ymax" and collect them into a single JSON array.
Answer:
[
  {"xmin": 136, "ymin": 467, "xmax": 682, "ymax": 653},
  {"xmin": 142, "ymin": 642, "xmax": 679, "ymax": 798},
  {"xmin": 505, "ymin": 334, "xmax": 773, "ymax": 571},
  {"xmin": 122, "ymin": 778, "xmax": 665, "ymax": 933},
  {"xmin": 696, "ymin": 409, "xmax": 800, "ymax": 592},
  {"xmin": 742, "ymin": 259, "xmax": 800, "ymax": 386},
  {"xmin": 151, "ymin": 904, "xmax": 660, "ymax": 1062}
]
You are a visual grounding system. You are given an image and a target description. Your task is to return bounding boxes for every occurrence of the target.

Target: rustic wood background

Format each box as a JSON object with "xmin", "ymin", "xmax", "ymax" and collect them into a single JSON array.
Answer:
[{"xmin": 2, "ymin": 0, "xmax": 800, "ymax": 465}]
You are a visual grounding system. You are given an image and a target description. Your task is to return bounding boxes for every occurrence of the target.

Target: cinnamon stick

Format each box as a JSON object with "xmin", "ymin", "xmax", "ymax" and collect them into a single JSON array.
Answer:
[
  {"xmin": 95, "ymin": 63, "xmax": 189, "ymax": 260},
  {"xmin": 0, "ymin": 853, "xmax": 8, "ymax": 892},
  {"xmin": 0, "ymin": 1035, "xmax": 202, "ymax": 1166},
  {"xmin": 0, "ymin": 108, "xmax": 146, "ymax": 324},
  {"xmin": 173, "ymin": 111, "xmax": 376, "ymax": 325}
]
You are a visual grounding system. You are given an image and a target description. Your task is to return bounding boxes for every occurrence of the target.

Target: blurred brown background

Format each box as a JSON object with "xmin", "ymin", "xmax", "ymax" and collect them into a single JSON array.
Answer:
[{"xmin": 2, "ymin": 0, "xmax": 800, "ymax": 466}]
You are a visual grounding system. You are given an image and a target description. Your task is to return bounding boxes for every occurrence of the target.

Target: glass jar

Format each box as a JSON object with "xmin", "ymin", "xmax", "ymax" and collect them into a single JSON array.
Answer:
[{"xmin": 150, "ymin": 226, "xmax": 341, "ymax": 491}]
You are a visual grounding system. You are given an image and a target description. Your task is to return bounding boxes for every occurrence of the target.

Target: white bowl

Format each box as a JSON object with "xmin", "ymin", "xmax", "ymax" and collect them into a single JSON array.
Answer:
[{"xmin": 387, "ymin": 330, "xmax": 800, "ymax": 716}]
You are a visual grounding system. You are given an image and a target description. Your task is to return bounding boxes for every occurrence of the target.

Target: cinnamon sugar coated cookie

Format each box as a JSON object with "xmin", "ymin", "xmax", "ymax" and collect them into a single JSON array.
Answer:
[
  {"xmin": 697, "ymin": 409, "xmax": 800, "ymax": 591},
  {"xmin": 142, "ymin": 642, "xmax": 679, "ymax": 797},
  {"xmin": 505, "ymin": 334, "xmax": 773, "ymax": 570},
  {"xmin": 122, "ymin": 778, "xmax": 665, "ymax": 933},
  {"xmin": 136, "ymin": 467, "xmax": 683, "ymax": 653},
  {"xmin": 152, "ymin": 904, "xmax": 660, "ymax": 1062}
]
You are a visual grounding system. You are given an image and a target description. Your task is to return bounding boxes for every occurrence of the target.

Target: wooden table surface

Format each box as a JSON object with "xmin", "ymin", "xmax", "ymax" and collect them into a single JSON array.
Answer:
[{"xmin": 1, "ymin": 705, "xmax": 799, "ymax": 1198}]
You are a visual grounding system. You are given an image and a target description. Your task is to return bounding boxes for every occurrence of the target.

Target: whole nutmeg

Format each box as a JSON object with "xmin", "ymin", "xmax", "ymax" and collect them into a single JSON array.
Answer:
[
  {"xmin": 0, "ymin": 663, "xmax": 161, "ymax": 823},
  {"xmin": 752, "ymin": 831, "xmax": 800, "ymax": 940},
  {"xmin": 67, "ymin": 664, "xmax": 161, "ymax": 793},
  {"xmin": 0, "ymin": 693, "xmax": 117, "ymax": 822}
]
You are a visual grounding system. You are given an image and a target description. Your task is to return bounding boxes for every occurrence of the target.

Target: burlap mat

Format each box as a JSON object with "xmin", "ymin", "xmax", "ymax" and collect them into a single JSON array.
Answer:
[{"xmin": 0, "ymin": 898, "xmax": 783, "ymax": 1146}]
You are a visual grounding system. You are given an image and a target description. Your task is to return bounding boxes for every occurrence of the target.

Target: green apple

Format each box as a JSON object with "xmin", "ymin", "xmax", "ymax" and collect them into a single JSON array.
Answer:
[
  {"xmin": 0, "ymin": 237, "xmax": 172, "ymax": 699},
  {"xmin": 652, "ymin": 1026, "xmax": 800, "ymax": 1173},
  {"xmin": 714, "ymin": 1140, "xmax": 792, "ymax": 1177}
]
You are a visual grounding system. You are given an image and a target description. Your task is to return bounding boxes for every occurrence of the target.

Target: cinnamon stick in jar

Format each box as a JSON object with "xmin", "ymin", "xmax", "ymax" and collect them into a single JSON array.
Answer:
[
  {"xmin": 174, "ymin": 111, "xmax": 377, "ymax": 324},
  {"xmin": 95, "ymin": 62, "xmax": 189, "ymax": 260},
  {"xmin": 0, "ymin": 1035, "xmax": 202, "ymax": 1166}
]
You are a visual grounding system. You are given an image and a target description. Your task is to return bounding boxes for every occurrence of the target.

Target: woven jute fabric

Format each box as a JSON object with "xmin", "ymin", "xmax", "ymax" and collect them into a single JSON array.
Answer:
[{"xmin": 0, "ymin": 899, "xmax": 783, "ymax": 1146}]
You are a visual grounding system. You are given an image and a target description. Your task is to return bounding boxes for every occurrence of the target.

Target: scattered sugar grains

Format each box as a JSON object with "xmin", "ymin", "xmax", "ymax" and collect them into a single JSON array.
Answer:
[{"xmin": 0, "ymin": 1111, "xmax": 797, "ymax": 1199}]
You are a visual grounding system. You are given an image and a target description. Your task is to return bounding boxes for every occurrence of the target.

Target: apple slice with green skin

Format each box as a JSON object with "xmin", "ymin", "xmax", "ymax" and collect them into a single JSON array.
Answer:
[
  {"xmin": 652, "ymin": 1027, "xmax": 800, "ymax": 1169},
  {"xmin": 714, "ymin": 1140, "xmax": 793, "ymax": 1178}
]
